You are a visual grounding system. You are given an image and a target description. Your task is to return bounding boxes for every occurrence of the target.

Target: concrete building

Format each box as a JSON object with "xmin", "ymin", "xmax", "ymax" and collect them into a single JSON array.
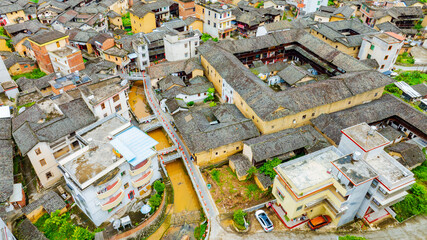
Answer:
[
  {"xmin": 164, "ymin": 29, "xmax": 201, "ymax": 61},
  {"xmin": 175, "ymin": 0, "xmax": 197, "ymax": 19},
  {"xmin": 29, "ymin": 30, "xmax": 84, "ymax": 75},
  {"xmin": 58, "ymin": 115, "xmax": 161, "ymax": 226},
  {"xmin": 358, "ymin": 32, "xmax": 404, "ymax": 73},
  {"xmin": 0, "ymin": 3, "xmax": 26, "ymax": 26},
  {"xmin": 79, "ymin": 76, "xmax": 131, "ymax": 120},
  {"xmin": 199, "ymin": 2, "xmax": 236, "ymax": 39},
  {"xmin": 271, "ymin": 123, "xmax": 415, "ymax": 227},
  {"xmin": 12, "ymin": 98, "xmax": 96, "ymax": 187},
  {"xmin": 0, "ymin": 217, "xmax": 16, "ymax": 240},
  {"xmin": 48, "ymin": 45, "xmax": 85, "ymax": 76}
]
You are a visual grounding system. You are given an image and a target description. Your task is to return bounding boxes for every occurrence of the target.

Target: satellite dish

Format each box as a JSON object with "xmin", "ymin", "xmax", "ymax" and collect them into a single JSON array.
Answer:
[{"xmin": 222, "ymin": 5, "xmax": 228, "ymax": 10}]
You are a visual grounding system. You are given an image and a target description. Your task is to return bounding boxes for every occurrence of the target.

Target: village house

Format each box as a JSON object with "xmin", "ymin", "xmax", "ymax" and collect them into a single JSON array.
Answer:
[
  {"xmin": 7, "ymin": 20, "xmax": 48, "ymax": 59},
  {"xmin": 272, "ymin": 123, "xmax": 415, "ymax": 228},
  {"xmin": 49, "ymin": 71, "xmax": 92, "ymax": 95},
  {"xmin": 57, "ymin": 115, "xmax": 161, "ymax": 226},
  {"xmin": 0, "ymin": 36, "xmax": 11, "ymax": 52},
  {"xmin": 164, "ymin": 29, "xmax": 201, "ymax": 61},
  {"xmin": 12, "ymin": 98, "xmax": 96, "ymax": 187},
  {"xmin": 197, "ymin": 29, "xmax": 393, "ymax": 135},
  {"xmin": 16, "ymin": 73, "xmax": 56, "ymax": 94},
  {"xmin": 79, "ymin": 76, "xmax": 131, "ymax": 120},
  {"xmin": 147, "ymin": 57, "xmax": 203, "ymax": 88},
  {"xmin": 394, "ymin": 81, "xmax": 423, "ymax": 102},
  {"xmin": 311, "ymin": 94, "xmax": 427, "ymax": 149},
  {"xmin": 37, "ymin": 0, "xmax": 70, "ymax": 25},
  {"xmin": 173, "ymin": 104, "xmax": 260, "ymax": 166},
  {"xmin": 22, "ymin": 191, "xmax": 67, "ymax": 223},
  {"xmin": 14, "ymin": 218, "xmax": 47, "ymax": 240},
  {"xmin": 263, "ymin": 0, "xmax": 287, "ymax": 11},
  {"xmin": 287, "ymin": 0, "xmax": 328, "ymax": 15},
  {"xmin": 0, "ymin": 2, "xmax": 27, "ymax": 26},
  {"xmin": 233, "ymin": 5, "xmax": 282, "ymax": 37},
  {"xmin": 386, "ymin": 141, "xmax": 426, "ymax": 170},
  {"xmin": 129, "ymin": 2, "xmax": 157, "ymax": 34},
  {"xmin": 197, "ymin": 1, "xmax": 236, "ymax": 39},
  {"xmin": 361, "ymin": 3, "xmax": 423, "ymax": 30},
  {"xmin": 114, "ymin": 33, "xmax": 150, "ymax": 71},
  {"xmin": 28, "ymin": 30, "xmax": 84, "ymax": 74},
  {"xmin": 100, "ymin": 0, "xmax": 129, "ymax": 16},
  {"xmin": 88, "ymin": 33, "xmax": 115, "ymax": 57},
  {"xmin": 102, "ymin": 46, "xmax": 130, "ymax": 71},
  {"xmin": 255, "ymin": 20, "xmax": 292, "ymax": 37},
  {"xmin": 313, "ymin": 5, "xmax": 355, "ymax": 22},
  {"xmin": 176, "ymin": 0, "xmax": 197, "ymax": 19},
  {"xmin": 309, "ymin": 19, "xmax": 378, "ymax": 58},
  {"xmin": 0, "ymin": 57, "xmax": 19, "ymax": 100},
  {"xmin": 358, "ymin": 32, "xmax": 405, "ymax": 73},
  {"xmin": 107, "ymin": 10, "xmax": 124, "ymax": 30},
  {"xmin": 4, "ymin": 53, "xmax": 37, "ymax": 76},
  {"xmin": 67, "ymin": 29, "xmax": 98, "ymax": 55}
]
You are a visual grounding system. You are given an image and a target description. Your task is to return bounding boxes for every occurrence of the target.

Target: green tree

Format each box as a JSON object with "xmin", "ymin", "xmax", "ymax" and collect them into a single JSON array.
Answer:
[
  {"xmin": 153, "ymin": 180, "xmax": 165, "ymax": 195},
  {"xmin": 149, "ymin": 194, "xmax": 162, "ymax": 213},
  {"xmin": 209, "ymin": 102, "xmax": 217, "ymax": 107},
  {"xmin": 233, "ymin": 209, "xmax": 247, "ymax": 227},
  {"xmin": 207, "ymin": 87, "xmax": 215, "ymax": 96},
  {"xmin": 246, "ymin": 166, "xmax": 258, "ymax": 179},
  {"xmin": 187, "ymin": 101, "xmax": 194, "ymax": 106},
  {"xmin": 259, "ymin": 158, "xmax": 282, "ymax": 180},
  {"xmin": 72, "ymin": 227, "xmax": 94, "ymax": 240}
]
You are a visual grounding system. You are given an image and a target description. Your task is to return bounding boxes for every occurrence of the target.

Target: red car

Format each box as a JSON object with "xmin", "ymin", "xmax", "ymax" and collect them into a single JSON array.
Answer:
[{"xmin": 307, "ymin": 215, "xmax": 332, "ymax": 230}]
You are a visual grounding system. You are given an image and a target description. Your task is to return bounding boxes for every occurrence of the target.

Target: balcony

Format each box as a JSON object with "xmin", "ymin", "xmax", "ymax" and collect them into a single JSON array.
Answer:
[
  {"xmin": 132, "ymin": 169, "xmax": 153, "ymax": 188},
  {"xmin": 129, "ymin": 159, "xmax": 151, "ymax": 176},
  {"xmin": 97, "ymin": 178, "xmax": 122, "ymax": 199},
  {"xmin": 101, "ymin": 190, "xmax": 124, "ymax": 211}
]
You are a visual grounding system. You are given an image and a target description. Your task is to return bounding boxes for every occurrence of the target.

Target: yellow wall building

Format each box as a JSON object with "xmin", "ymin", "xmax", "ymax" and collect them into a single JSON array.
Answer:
[
  {"xmin": 129, "ymin": 11, "xmax": 156, "ymax": 34},
  {"xmin": 0, "ymin": 36, "xmax": 12, "ymax": 52}
]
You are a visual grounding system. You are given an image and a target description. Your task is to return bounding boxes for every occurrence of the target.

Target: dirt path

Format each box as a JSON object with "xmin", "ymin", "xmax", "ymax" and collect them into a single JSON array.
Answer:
[{"xmin": 147, "ymin": 205, "xmax": 173, "ymax": 240}]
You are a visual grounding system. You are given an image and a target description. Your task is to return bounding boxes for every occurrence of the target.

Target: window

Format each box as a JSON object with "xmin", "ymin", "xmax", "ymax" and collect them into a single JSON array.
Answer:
[
  {"xmin": 365, "ymin": 191, "xmax": 372, "ymax": 200},
  {"xmin": 39, "ymin": 159, "xmax": 46, "ymax": 166},
  {"xmin": 208, "ymin": 10, "xmax": 210, "ymax": 16},
  {"xmin": 115, "ymin": 104, "xmax": 122, "ymax": 112},
  {"xmin": 296, "ymin": 205, "xmax": 303, "ymax": 211},
  {"xmin": 380, "ymin": 65, "xmax": 385, "ymax": 69},
  {"xmin": 214, "ymin": 13, "xmax": 216, "ymax": 18},
  {"xmin": 276, "ymin": 188, "xmax": 284, "ymax": 200},
  {"xmin": 388, "ymin": 46, "xmax": 392, "ymax": 50},
  {"xmin": 372, "ymin": 198, "xmax": 381, "ymax": 206},
  {"xmin": 367, "ymin": 54, "xmax": 371, "ymax": 59},
  {"xmin": 236, "ymin": 147, "xmax": 239, "ymax": 150},
  {"xmin": 46, "ymin": 171, "xmax": 53, "ymax": 180},
  {"xmin": 371, "ymin": 179, "xmax": 378, "ymax": 188},
  {"xmin": 215, "ymin": 152, "xmax": 218, "ymax": 155},
  {"xmin": 35, "ymin": 148, "xmax": 41, "ymax": 155},
  {"xmin": 335, "ymin": 46, "xmax": 338, "ymax": 48},
  {"xmin": 24, "ymin": 65, "xmax": 28, "ymax": 68},
  {"xmin": 348, "ymin": 101, "xmax": 351, "ymax": 104},
  {"xmin": 302, "ymin": 115, "xmax": 306, "ymax": 119},
  {"xmin": 384, "ymin": 55, "xmax": 389, "ymax": 60},
  {"xmin": 208, "ymin": 20, "xmax": 210, "ymax": 25},
  {"xmin": 185, "ymin": 53, "xmax": 188, "ymax": 58},
  {"xmin": 374, "ymin": 92, "xmax": 378, "ymax": 97},
  {"xmin": 184, "ymin": 43, "xmax": 188, "ymax": 48},
  {"xmin": 56, "ymin": 42, "xmax": 60, "ymax": 48},
  {"xmin": 113, "ymin": 95, "xmax": 120, "ymax": 102},
  {"xmin": 292, "ymin": 119, "xmax": 296, "ymax": 124},
  {"xmin": 378, "ymin": 187, "xmax": 387, "ymax": 195},
  {"xmin": 124, "ymin": 182, "xmax": 129, "ymax": 189},
  {"xmin": 317, "ymin": 1, "xmax": 321, "ymax": 5},
  {"xmin": 370, "ymin": 45, "xmax": 375, "ymax": 50},
  {"xmin": 128, "ymin": 190, "xmax": 135, "ymax": 200},
  {"xmin": 101, "ymin": 103, "xmax": 105, "ymax": 109},
  {"xmin": 213, "ymin": 23, "xmax": 216, "ymax": 28},
  {"xmin": 121, "ymin": 171, "xmax": 126, "ymax": 176},
  {"xmin": 312, "ymin": 112, "xmax": 315, "ymax": 117},
  {"xmin": 103, "ymin": 113, "xmax": 108, "ymax": 117}
]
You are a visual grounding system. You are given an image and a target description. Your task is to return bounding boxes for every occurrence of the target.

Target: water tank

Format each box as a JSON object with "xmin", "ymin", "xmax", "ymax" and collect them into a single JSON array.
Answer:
[{"xmin": 352, "ymin": 151, "xmax": 362, "ymax": 161}]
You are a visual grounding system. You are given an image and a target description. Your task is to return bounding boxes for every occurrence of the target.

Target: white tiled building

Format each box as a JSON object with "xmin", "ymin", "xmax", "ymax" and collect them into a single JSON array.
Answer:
[
  {"xmin": 58, "ymin": 115, "xmax": 161, "ymax": 226},
  {"xmin": 164, "ymin": 30, "xmax": 201, "ymax": 62},
  {"xmin": 358, "ymin": 32, "xmax": 404, "ymax": 73}
]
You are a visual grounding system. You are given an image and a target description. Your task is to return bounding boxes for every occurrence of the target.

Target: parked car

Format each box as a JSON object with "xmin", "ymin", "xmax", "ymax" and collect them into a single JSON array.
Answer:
[
  {"xmin": 255, "ymin": 210, "xmax": 274, "ymax": 232},
  {"xmin": 307, "ymin": 215, "xmax": 332, "ymax": 230}
]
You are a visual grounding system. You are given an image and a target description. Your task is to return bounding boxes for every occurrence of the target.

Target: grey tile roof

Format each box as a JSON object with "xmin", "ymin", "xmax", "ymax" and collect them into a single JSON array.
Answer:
[
  {"xmin": 255, "ymin": 172, "xmax": 272, "ymax": 189},
  {"xmin": 0, "ymin": 139, "xmax": 13, "ymax": 203},
  {"xmin": 11, "ymin": 33, "xmax": 31, "ymax": 45},
  {"xmin": 386, "ymin": 142, "xmax": 426, "ymax": 169},
  {"xmin": 243, "ymin": 125, "xmax": 330, "ymax": 163},
  {"xmin": 309, "ymin": 19, "xmax": 378, "ymax": 47},
  {"xmin": 103, "ymin": 46, "xmax": 128, "ymax": 57},
  {"xmin": 147, "ymin": 58, "xmax": 203, "ymax": 79},
  {"xmin": 129, "ymin": 1, "xmax": 151, "ymax": 18},
  {"xmin": 22, "ymin": 190, "xmax": 66, "ymax": 215},
  {"xmin": 16, "ymin": 73, "xmax": 56, "ymax": 92},
  {"xmin": 15, "ymin": 218, "xmax": 48, "ymax": 240},
  {"xmin": 0, "ymin": 3, "xmax": 23, "ymax": 14},
  {"xmin": 375, "ymin": 21, "xmax": 403, "ymax": 34},
  {"xmin": 228, "ymin": 154, "xmax": 251, "ymax": 177},
  {"xmin": 29, "ymin": 30, "xmax": 67, "ymax": 45},
  {"xmin": 277, "ymin": 64, "xmax": 312, "ymax": 85},
  {"xmin": 4, "ymin": 54, "xmax": 35, "ymax": 69},
  {"xmin": 158, "ymin": 75, "xmax": 186, "ymax": 91},
  {"xmin": 412, "ymin": 83, "xmax": 427, "ymax": 96},
  {"xmin": 263, "ymin": 20, "xmax": 293, "ymax": 32},
  {"xmin": 174, "ymin": 104, "xmax": 260, "ymax": 153},
  {"xmin": 12, "ymin": 98, "xmax": 96, "ymax": 155},
  {"xmin": 377, "ymin": 126, "xmax": 405, "ymax": 142},
  {"xmin": 198, "ymin": 30, "xmax": 384, "ymax": 122},
  {"xmin": 387, "ymin": 6, "xmax": 423, "ymax": 19},
  {"xmin": 311, "ymin": 94, "xmax": 427, "ymax": 144},
  {"xmin": 3, "ymin": 20, "xmax": 46, "ymax": 36}
]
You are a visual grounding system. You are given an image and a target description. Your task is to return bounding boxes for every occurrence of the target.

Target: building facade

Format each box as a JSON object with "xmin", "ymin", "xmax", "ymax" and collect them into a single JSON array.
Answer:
[
  {"xmin": 200, "ymin": 2, "xmax": 236, "ymax": 39},
  {"xmin": 58, "ymin": 116, "xmax": 161, "ymax": 226},
  {"xmin": 272, "ymin": 123, "xmax": 415, "ymax": 227},
  {"xmin": 164, "ymin": 30, "xmax": 200, "ymax": 61}
]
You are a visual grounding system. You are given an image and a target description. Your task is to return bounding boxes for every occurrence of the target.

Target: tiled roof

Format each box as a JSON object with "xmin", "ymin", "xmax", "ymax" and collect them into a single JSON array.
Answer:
[{"xmin": 29, "ymin": 30, "xmax": 67, "ymax": 45}]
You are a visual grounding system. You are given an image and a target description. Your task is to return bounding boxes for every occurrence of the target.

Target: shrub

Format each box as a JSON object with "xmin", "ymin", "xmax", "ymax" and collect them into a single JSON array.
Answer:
[
  {"xmin": 209, "ymin": 102, "xmax": 217, "ymax": 107},
  {"xmin": 339, "ymin": 236, "xmax": 367, "ymax": 240},
  {"xmin": 393, "ymin": 183, "xmax": 427, "ymax": 221},
  {"xmin": 246, "ymin": 166, "xmax": 258, "ymax": 179},
  {"xmin": 210, "ymin": 169, "xmax": 221, "ymax": 183},
  {"xmin": 72, "ymin": 227, "xmax": 94, "ymax": 240},
  {"xmin": 233, "ymin": 209, "xmax": 247, "ymax": 228},
  {"xmin": 194, "ymin": 222, "xmax": 207, "ymax": 240},
  {"xmin": 245, "ymin": 184, "xmax": 260, "ymax": 198},
  {"xmin": 187, "ymin": 101, "xmax": 194, "ymax": 106},
  {"xmin": 153, "ymin": 180, "xmax": 165, "ymax": 195},
  {"xmin": 204, "ymin": 95, "xmax": 214, "ymax": 102},
  {"xmin": 148, "ymin": 194, "xmax": 162, "ymax": 213},
  {"xmin": 259, "ymin": 158, "xmax": 282, "ymax": 180},
  {"xmin": 12, "ymin": 68, "xmax": 47, "ymax": 80}
]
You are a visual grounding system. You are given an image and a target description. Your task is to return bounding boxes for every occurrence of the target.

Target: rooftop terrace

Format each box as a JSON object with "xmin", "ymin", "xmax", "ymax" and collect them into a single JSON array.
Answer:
[
  {"xmin": 364, "ymin": 151, "xmax": 413, "ymax": 185},
  {"xmin": 277, "ymin": 146, "xmax": 343, "ymax": 191},
  {"xmin": 332, "ymin": 155, "xmax": 377, "ymax": 185},
  {"xmin": 341, "ymin": 123, "xmax": 390, "ymax": 152}
]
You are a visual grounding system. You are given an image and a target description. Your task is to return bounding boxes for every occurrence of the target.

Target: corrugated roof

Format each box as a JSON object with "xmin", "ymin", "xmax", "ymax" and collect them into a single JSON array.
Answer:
[{"xmin": 395, "ymin": 81, "xmax": 421, "ymax": 98}]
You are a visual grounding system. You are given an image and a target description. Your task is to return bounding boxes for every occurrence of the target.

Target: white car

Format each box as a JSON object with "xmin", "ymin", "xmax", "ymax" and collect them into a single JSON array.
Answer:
[{"xmin": 255, "ymin": 210, "xmax": 274, "ymax": 232}]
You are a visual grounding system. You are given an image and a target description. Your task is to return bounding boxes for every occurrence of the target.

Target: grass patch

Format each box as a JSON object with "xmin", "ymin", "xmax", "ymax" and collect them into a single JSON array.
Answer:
[
  {"xmin": 210, "ymin": 169, "xmax": 221, "ymax": 184},
  {"xmin": 392, "ymin": 160, "xmax": 427, "ymax": 222},
  {"xmin": 122, "ymin": 12, "xmax": 131, "ymax": 27},
  {"xmin": 396, "ymin": 52, "xmax": 415, "ymax": 66},
  {"xmin": 17, "ymin": 102, "xmax": 35, "ymax": 112},
  {"xmin": 395, "ymin": 71, "xmax": 427, "ymax": 86},
  {"xmin": 12, "ymin": 68, "xmax": 46, "ymax": 80},
  {"xmin": 245, "ymin": 184, "xmax": 260, "ymax": 198}
]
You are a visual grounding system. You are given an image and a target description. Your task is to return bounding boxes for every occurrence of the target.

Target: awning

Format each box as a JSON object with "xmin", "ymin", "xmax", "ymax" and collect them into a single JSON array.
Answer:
[{"xmin": 128, "ymin": 53, "xmax": 137, "ymax": 59}]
